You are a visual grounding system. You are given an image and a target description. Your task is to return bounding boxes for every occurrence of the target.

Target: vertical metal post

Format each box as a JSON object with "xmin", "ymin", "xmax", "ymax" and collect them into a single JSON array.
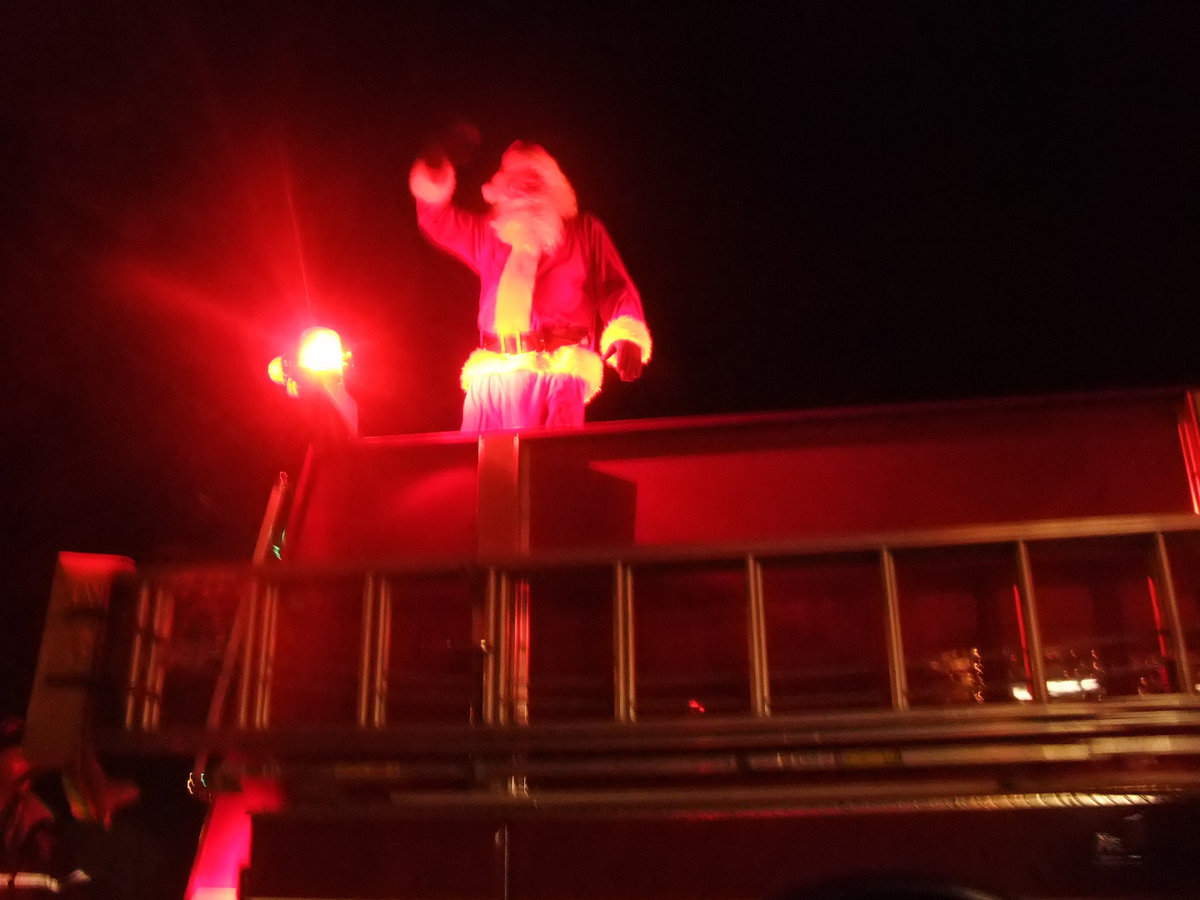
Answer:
[
  {"xmin": 124, "ymin": 582, "xmax": 153, "ymax": 730},
  {"xmin": 236, "ymin": 583, "xmax": 262, "ymax": 728},
  {"xmin": 1152, "ymin": 532, "xmax": 1195, "ymax": 695},
  {"xmin": 142, "ymin": 587, "xmax": 175, "ymax": 731},
  {"xmin": 227, "ymin": 472, "xmax": 291, "ymax": 732},
  {"xmin": 358, "ymin": 573, "xmax": 378, "ymax": 727},
  {"xmin": 191, "ymin": 577, "xmax": 256, "ymax": 790},
  {"xmin": 252, "ymin": 472, "xmax": 291, "ymax": 563},
  {"xmin": 495, "ymin": 572, "xmax": 513, "ymax": 726},
  {"xmin": 373, "ymin": 577, "xmax": 393, "ymax": 726},
  {"xmin": 477, "ymin": 434, "xmax": 527, "ymax": 557},
  {"xmin": 204, "ymin": 583, "xmax": 252, "ymax": 731},
  {"xmin": 506, "ymin": 577, "xmax": 531, "ymax": 797},
  {"xmin": 482, "ymin": 568, "xmax": 502, "ymax": 725},
  {"xmin": 746, "ymin": 555, "xmax": 771, "ymax": 717},
  {"xmin": 880, "ymin": 548, "xmax": 909, "ymax": 711},
  {"xmin": 253, "ymin": 584, "xmax": 279, "ymax": 728},
  {"xmin": 1014, "ymin": 541, "xmax": 1050, "ymax": 704},
  {"xmin": 510, "ymin": 578, "xmax": 530, "ymax": 726},
  {"xmin": 613, "ymin": 562, "xmax": 636, "ymax": 723}
]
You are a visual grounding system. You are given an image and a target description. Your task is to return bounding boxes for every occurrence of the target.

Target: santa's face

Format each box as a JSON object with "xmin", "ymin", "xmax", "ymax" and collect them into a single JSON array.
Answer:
[
  {"xmin": 488, "ymin": 162, "xmax": 550, "ymax": 210},
  {"xmin": 487, "ymin": 161, "xmax": 564, "ymax": 251}
]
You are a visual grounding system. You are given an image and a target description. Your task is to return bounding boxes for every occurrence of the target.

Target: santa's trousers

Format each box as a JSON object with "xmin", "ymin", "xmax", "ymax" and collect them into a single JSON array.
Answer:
[{"xmin": 462, "ymin": 370, "xmax": 587, "ymax": 432}]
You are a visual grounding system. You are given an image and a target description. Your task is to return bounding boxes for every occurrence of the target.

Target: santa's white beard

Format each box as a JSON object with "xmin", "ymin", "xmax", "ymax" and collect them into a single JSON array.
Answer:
[{"xmin": 492, "ymin": 202, "xmax": 564, "ymax": 253}]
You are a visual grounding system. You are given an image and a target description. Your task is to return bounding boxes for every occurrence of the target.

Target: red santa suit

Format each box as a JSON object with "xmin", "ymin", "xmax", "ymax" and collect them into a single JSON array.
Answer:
[{"xmin": 411, "ymin": 144, "xmax": 651, "ymax": 431}]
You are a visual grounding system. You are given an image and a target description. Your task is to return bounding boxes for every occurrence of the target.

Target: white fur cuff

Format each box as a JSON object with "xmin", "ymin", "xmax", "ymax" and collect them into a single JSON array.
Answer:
[
  {"xmin": 600, "ymin": 316, "xmax": 653, "ymax": 364},
  {"xmin": 409, "ymin": 160, "xmax": 455, "ymax": 205}
]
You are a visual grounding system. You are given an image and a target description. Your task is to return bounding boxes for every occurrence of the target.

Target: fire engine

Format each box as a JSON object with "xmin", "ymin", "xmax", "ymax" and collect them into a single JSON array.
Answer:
[{"xmin": 12, "ymin": 330, "xmax": 1200, "ymax": 898}]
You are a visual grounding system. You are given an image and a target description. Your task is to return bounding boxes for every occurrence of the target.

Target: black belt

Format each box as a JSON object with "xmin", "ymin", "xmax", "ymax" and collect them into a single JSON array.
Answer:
[{"xmin": 481, "ymin": 328, "xmax": 590, "ymax": 354}]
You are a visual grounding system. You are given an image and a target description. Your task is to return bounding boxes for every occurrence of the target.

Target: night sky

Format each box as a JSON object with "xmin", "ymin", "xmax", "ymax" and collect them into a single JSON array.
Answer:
[{"xmin": 3, "ymin": 2, "xmax": 1200, "ymax": 718}]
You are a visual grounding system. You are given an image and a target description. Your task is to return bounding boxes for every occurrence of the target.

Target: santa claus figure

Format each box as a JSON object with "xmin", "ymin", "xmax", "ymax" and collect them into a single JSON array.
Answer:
[{"xmin": 410, "ymin": 142, "xmax": 652, "ymax": 431}]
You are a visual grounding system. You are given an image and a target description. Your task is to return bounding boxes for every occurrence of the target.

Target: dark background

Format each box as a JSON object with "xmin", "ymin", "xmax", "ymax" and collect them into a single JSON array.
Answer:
[{"xmin": 2, "ymin": 1, "xmax": 1199, "ymax": 720}]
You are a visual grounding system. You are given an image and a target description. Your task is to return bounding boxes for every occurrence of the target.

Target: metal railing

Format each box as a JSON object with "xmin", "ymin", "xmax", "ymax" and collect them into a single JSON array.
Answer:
[{"xmin": 119, "ymin": 512, "xmax": 1200, "ymax": 740}]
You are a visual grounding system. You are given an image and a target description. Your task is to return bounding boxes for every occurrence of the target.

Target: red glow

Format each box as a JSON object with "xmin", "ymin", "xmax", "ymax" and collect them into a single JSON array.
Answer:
[
  {"xmin": 1177, "ymin": 408, "xmax": 1200, "ymax": 515},
  {"xmin": 58, "ymin": 551, "xmax": 136, "ymax": 579},
  {"xmin": 1012, "ymin": 584, "xmax": 1034, "ymax": 698},
  {"xmin": 687, "ymin": 698, "xmax": 706, "ymax": 713},
  {"xmin": 1146, "ymin": 575, "xmax": 1172, "ymax": 691},
  {"xmin": 297, "ymin": 327, "xmax": 345, "ymax": 375},
  {"xmin": 185, "ymin": 779, "xmax": 281, "ymax": 900},
  {"xmin": 184, "ymin": 792, "xmax": 250, "ymax": 900}
]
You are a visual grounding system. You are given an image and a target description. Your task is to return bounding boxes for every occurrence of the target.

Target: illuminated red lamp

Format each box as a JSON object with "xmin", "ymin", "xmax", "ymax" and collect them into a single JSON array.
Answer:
[
  {"xmin": 296, "ymin": 327, "xmax": 347, "ymax": 374},
  {"xmin": 269, "ymin": 327, "xmax": 349, "ymax": 385},
  {"xmin": 269, "ymin": 327, "xmax": 357, "ymax": 435}
]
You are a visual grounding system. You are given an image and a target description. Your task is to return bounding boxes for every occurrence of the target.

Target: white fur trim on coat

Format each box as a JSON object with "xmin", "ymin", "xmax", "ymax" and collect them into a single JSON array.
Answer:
[
  {"xmin": 460, "ymin": 345, "xmax": 605, "ymax": 402},
  {"xmin": 409, "ymin": 160, "xmax": 455, "ymax": 205},
  {"xmin": 600, "ymin": 316, "xmax": 653, "ymax": 365}
]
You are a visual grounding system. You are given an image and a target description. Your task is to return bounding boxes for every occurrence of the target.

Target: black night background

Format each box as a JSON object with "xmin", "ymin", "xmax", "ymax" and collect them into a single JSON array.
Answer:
[{"xmin": 2, "ymin": 1, "xmax": 1199, "ymax": 728}]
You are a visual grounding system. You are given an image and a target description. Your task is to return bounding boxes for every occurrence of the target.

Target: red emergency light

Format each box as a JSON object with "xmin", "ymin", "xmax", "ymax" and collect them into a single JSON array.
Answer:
[
  {"xmin": 296, "ymin": 327, "xmax": 347, "ymax": 375},
  {"xmin": 269, "ymin": 327, "xmax": 357, "ymax": 435},
  {"xmin": 269, "ymin": 327, "xmax": 350, "ymax": 392}
]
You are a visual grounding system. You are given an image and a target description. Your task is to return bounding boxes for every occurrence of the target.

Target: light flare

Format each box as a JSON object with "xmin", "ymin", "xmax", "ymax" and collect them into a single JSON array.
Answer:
[{"xmin": 296, "ymin": 327, "xmax": 347, "ymax": 375}]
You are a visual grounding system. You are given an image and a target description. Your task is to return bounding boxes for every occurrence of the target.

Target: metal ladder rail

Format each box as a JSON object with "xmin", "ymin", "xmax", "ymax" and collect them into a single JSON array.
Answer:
[
  {"xmin": 1009, "ymin": 530, "xmax": 1197, "ymax": 705},
  {"xmin": 122, "ymin": 581, "xmax": 156, "ymax": 731},
  {"xmin": 615, "ymin": 551, "xmax": 901, "ymax": 721},
  {"xmin": 745, "ymin": 555, "xmax": 770, "ymax": 717},
  {"xmin": 613, "ymin": 561, "xmax": 636, "ymax": 724},
  {"xmin": 131, "ymin": 584, "xmax": 174, "ymax": 732},
  {"xmin": 746, "ymin": 540, "xmax": 1055, "ymax": 716},
  {"xmin": 253, "ymin": 570, "xmax": 403, "ymax": 731},
  {"xmin": 356, "ymin": 572, "xmax": 391, "ymax": 729},
  {"xmin": 222, "ymin": 521, "xmax": 1200, "ymax": 736},
  {"xmin": 1012, "ymin": 540, "xmax": 1050, "ymax": 704},
  {"xmin": 1150, "ymin": 531, "xmax": 1194, "ymax": 695},
  {"xmin": 879, "ymin": 547, "xmax": 909, "ymax": 712}
]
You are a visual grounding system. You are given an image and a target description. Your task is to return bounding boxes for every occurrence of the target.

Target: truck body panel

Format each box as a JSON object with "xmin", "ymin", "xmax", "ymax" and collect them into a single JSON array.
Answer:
[{"xmin": 22, "ymin": 389, "xmax": 1200, "ymax": 899}]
